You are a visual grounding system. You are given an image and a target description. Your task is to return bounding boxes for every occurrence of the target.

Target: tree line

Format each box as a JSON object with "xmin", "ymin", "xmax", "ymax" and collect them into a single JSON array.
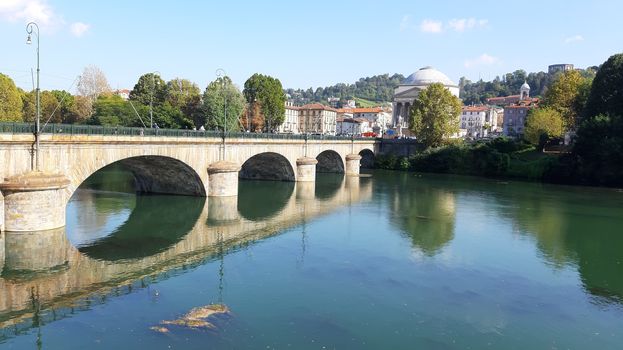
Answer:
[{"xmin": 0, "ymin": 66, "xmax": 286, "ymax": 132}]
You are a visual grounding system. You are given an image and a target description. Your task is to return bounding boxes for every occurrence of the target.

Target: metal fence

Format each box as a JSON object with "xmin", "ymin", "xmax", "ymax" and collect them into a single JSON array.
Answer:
[{"xmin": 0, "ymin": 122, "xmax": 369, "ymax": 141}]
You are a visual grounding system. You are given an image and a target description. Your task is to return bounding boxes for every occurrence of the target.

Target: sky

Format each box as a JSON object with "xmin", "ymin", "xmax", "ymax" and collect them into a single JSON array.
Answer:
[{"xmin": 1, "ymin": 0, "xmax": 621, "ymax": 93}]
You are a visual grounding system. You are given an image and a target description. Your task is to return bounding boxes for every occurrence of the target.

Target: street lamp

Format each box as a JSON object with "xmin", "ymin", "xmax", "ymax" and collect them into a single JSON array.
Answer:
[
  {"xmin": 216, "ymin": 68, "xmax": 227, "ymax": 160},
  {"xmin": 150, "ymin": 71, "xmax": 160, "ymax": 128},
  {"xmin": 26, "ymin": 22, "xmax": 40, "ymax": 171}
]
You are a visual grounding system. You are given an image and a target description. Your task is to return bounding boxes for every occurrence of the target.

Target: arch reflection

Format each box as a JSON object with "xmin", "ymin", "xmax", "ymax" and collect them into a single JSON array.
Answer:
[
  {"xmin": 78, "ymin": 195, "xmax": 205, "ymax": 261},
  {"xmin": 237, "ymin": 180, "xmax": 295, "ymax": 221}
]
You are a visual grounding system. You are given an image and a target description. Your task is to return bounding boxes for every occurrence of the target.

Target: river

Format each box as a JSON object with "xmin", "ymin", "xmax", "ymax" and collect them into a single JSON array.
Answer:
[{"xmin": 0, "ymin": 167, "xmax": 622, "ymax": 349}]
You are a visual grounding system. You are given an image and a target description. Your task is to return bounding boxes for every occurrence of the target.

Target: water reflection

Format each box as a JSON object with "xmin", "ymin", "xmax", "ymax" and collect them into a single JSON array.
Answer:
[
  {"xmin": 0, "ymin": 172, "xmax": 373, "ymax": 336},
  {"xmin": 237, "ymin": 181, "xmax": 294, "ymax": 221},
  {"xmin": 78, "ymin": 195, "xmax": 206, "ymax": 261},
  {"xmin": 385, "ymin": 172, "xmax": 457, "ymax": 256},
  {"xmin": 492, "ymin": 183, "xmax": 623, "ymax": 303}
]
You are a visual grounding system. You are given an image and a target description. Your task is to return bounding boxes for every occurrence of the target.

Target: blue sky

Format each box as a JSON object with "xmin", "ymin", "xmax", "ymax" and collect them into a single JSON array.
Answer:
[{"xmin": 1, "ymin": 0, "xmax": 621, "ymax": 92}]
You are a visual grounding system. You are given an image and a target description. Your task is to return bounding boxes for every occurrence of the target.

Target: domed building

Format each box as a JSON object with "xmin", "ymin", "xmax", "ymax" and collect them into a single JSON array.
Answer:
[{"xmin": 392, "ymin": 66, "xmax": 460, "ymax": 136}]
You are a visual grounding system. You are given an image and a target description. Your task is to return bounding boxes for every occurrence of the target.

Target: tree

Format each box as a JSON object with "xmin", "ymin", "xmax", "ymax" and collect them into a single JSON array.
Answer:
[
  {"xmin": 22, "ymin": 90, "xmax": 61, "ymax": 124},
  {"xmin": 90, "ymin": 94, "xmax": 147, "ymax": 127},
  {"xmin": 523, "ymin": 107, "xmax": 563, "ymax": 148},
  {"xmin": 0, "ymin": 73, "xmax": 23, "ymax": 122},
  {"xmin": 129, "ymin": 73, "xmax": 166, "ymax": 106},
  {"xmin": 409, "ymin": 83, "xmax": 462, "ymax": 148},
  {"xmin": 584, "ymin": 53, "xmax": 623, "ymax": 120},
  {"xmin": 543, "ymin": 70, "xmax": 591, "ymax": 129},
  {"xmin": 77, "ymin": 65, "xmax": 111, "ymax": 103},
  {"xmin": 202, "ymin": 76, "xmax": 244, "ymax": 131},
  {"xmin": 165, "ymin": 78, "xmax": 203, "ymax": 127},
  {"xmin": 68, "ymin": 95, "xmax": 93, "ymax": 123},
  {"xmin": 243, "ymin": 73, "xmax": 286, "ymax": 132}
]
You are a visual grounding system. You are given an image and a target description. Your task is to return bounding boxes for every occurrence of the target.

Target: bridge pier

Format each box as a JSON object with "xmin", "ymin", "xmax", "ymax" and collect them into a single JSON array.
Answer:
[
  {"xmin": 208, "ymin": 196, "xmax": 239, "ymax": 224},
  {"xmin": 296, "ymin": 157, "xmax": 318, "ymax": 182},
  {"xmin": 0, "ymin": 172, "xmax": 70, "ymax": 232},
  {"xmin": 207, "ymin": 161, "xmax": 241, "ymax": 197},
  {"xmin": 3, "ymin": 227, "xmax": 69, "ymax": 273},
  {"xmin": 345, "ymin": 154, "xmax": 362, "ymax": 176}
]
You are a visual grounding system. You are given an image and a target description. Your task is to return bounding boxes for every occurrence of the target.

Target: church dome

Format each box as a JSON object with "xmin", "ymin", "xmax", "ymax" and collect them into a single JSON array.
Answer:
[
  {"xmin": 521, "ymin": 81, "xmax": 531, "ymax": 90},
  {"xmin": 402, "ymin": 66, "xmax": 457, "ymax": 87}
]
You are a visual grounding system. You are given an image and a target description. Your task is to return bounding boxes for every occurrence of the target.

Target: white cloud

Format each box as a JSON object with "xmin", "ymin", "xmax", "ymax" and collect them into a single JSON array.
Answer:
[
  {"xmin": 464, "ymin": 53, "xmax": 500, "ymax": 68},
  {"xmin": 0, "ymin": 0, "xmax": 57, "ymax": 26},
  {"xmin": 448, "ymin": 18, "xmax": 488, "ymax": 32},
  {"xmin": 70, "ymin": 22, "xmax": 90, "ymax": 37},
  {"xmin": 564, "ymin": 35, "xmax": 584, "ymax": 44},
  {"xmin": 420, "ymin": 19, "xmax": 443, "ymax": 33}
]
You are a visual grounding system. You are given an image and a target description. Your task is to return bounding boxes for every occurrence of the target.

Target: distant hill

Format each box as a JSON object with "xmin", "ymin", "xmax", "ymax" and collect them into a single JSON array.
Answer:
[
  {"xmin": 285, "ymin": 73, "xmax": 405, "ymax": 107},
  {"xmin": 459, "ymin": 67, "xmax": 598, "ymax": 105},
  {"xmin": 285, "ymin": 67, "xmax": 597, "ymax": 108}
]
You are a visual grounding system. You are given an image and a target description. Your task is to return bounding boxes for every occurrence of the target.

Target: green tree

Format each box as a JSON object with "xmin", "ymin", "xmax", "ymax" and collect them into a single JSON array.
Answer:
[
  {"xmin": 0, "ymin": 73, "xmax": 23, "ymax": 122},
  {"xmin": 584, "ymin": 53, "xmax": 623, "ymax": 119},
  {"xmin": 409, "ymin": 83, "xmax": 462, "ymax": 148},
  {"xmin": 90, "ymin": 94, "xmax": 148, "ymax": 127},
  {"xmin": 22, "ymin": 90, "xmax": 61, "ymax": 123},
  {"xmin": 524, "ymin": 107, "xmax": 563, "ymax": 148},
  {"xmin": 129, "ymin": 73, "xmax": 166, "ymax": 106},
  {"xmin": 244, "ymin": 73, "xmax": 286, "ymax": 132},
  {"xmin": 165, "ymin": 78, "xmax": 203, "ymax": 127},
  {"xmin": 202, "ymin": 76, "xmax": 244, "ymax": 131},
  {"xmin": 543, "ymin": 70, "xmax": 592, "ymax": 129}
]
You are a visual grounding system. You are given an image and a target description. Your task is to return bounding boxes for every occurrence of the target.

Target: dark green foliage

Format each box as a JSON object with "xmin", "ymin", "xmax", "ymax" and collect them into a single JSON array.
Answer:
[
  {"xmin": 572, "ymin": 114, "xmax": 623, "ymax": 186},
  {"xmin": 129, "ymin": 73, "xmax": 167, "ymax": 106},
  {"xmin": 90, "ymin": 95, "xmax": 148, "ymax": 127},
  {"xmin": 583, "ymin": 53, "xmax": 623, "ymax": 119},
  {"xmin": 285, "ymin": 73, "xmax": 404, "ymax": 105}
]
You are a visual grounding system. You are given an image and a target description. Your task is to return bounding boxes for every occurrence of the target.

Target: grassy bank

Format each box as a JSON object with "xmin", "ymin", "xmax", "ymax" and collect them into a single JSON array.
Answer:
[{"xmin": 375, "ymin": 138, "xmax": 561, "ymax": 182}]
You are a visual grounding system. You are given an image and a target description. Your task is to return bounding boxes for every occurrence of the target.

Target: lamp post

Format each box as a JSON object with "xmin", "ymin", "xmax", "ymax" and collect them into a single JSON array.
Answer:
[
  {"xmin": 26, "ymin": 22, "xmax": 40, "ymax": 171},
  {"xmin": 216, "ymin": 69, "xmax": 226, "ymax": 160},
  {"xmin": 150, "ymin": 71, "xmax": 160, "ymax": 128}
]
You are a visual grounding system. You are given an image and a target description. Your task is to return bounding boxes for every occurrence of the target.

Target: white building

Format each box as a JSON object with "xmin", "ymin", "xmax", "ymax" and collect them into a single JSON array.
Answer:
[
  {"xmin": 460, "ymin": 106, "xmax": 502, "ymax": 138},
  {"xmin": 392, "ymin": 66, "xmax": 460, "ymax": 136},
  {"xmin": 336, "ymin": 117, "xmax": 372, "ymax": 136},
  {"xmin": 337, "ymin": 107, "xmax": 390, "ymax": 136},
  {"xmin": 278, "ymin": 102, "xmax": 300, "ymax": 134}
]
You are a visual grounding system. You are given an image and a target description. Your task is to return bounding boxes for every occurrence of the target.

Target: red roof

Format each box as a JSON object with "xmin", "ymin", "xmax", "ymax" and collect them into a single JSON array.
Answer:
[
  {"xmin": 300, "ymin": 103, "xmax": 337, "ymax": 112},
  {"xmin": 462, "ymin": 106, "xmax": 489, "ymax": 112},
  {"xmin": 337, "ymin": 107, "xmax": 382, "ymax": 114}
]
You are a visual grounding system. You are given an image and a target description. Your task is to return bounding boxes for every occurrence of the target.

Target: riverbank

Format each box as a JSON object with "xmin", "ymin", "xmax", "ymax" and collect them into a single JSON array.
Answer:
[{"xmin": 374, "ymin": 138, "xmax": 603, "ymax": 186}]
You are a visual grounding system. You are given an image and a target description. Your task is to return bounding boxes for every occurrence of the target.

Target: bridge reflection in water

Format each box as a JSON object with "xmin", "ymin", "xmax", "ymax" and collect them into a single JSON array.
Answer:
[{"xmin": 0, "ymin": 174, "xmax": 372, "ymax": 335}]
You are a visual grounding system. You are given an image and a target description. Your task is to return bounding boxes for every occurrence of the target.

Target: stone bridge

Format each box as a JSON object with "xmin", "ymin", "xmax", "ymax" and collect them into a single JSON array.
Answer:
[{"xmin": 0, "ymin": 132, "xmax": 376, "ymax": 232}]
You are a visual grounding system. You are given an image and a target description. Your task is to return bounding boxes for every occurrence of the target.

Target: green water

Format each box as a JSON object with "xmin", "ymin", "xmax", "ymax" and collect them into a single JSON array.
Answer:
[{"xmin": 0, "ymin": 168, "xmax": 622, "ymax": 349}]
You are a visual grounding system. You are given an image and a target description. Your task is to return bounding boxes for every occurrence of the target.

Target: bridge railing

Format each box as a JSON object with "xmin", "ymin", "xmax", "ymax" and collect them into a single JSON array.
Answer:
[{"xmin": 0, "ymin": 122, "xmax": 370, "ymax": 141}]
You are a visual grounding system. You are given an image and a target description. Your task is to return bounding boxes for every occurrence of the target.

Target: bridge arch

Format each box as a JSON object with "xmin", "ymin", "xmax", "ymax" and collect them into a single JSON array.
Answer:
[
  {"xmin": 359, "ymin": 149, "xmax": 375, "ymax": 169},
  {"xmin": 239, "ymin": 152, "xmax": 296, "ymax": 181},
  {"xmin": 67, "ymin": 155, "xmax": 206, "ymax": 203},
  {"xmin": 316, "ymin": 150, "xmax": 344, "ymax": 173}
]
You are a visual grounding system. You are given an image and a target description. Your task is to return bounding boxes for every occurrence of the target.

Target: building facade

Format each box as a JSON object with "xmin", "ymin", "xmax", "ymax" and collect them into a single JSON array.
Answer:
[
  {"xmin": 392, "ymin": 66, "xmax": 460, "ymax": 136},
  {"xmin": 277, "ymin": 102, "xmax": 300, "ymax": 134},
  {"xmin": 299, "ymin": 103, "xmax": 337, "ymax": 135},
  {"xmin": 336, "ymin": 117, "xmax": 372, "ymax": 136},
  {"xmin": 460, "ymin": 106, "xmax": 502, "ymax": 138},
  {"xmin": 548, "ymin": 64, "xmax": 574, "ymax": 75},
  {"xmin": 503, "ymin": 82, "xmax": 539, "ymax": 137}
]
